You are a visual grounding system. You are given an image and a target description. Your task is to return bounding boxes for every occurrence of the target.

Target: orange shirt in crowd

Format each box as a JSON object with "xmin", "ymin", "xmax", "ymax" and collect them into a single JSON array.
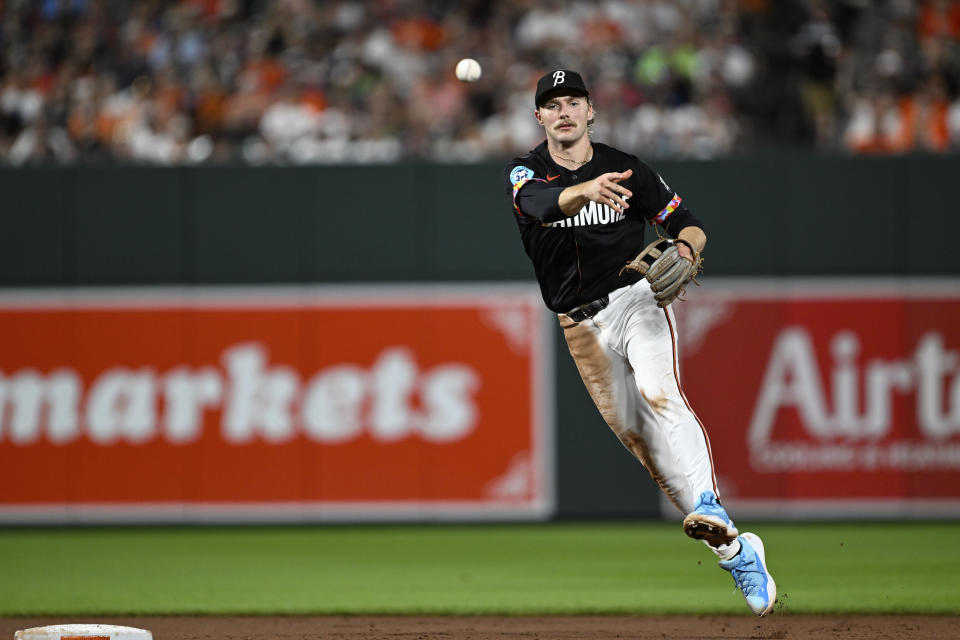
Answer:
[{"xmin": 917, "ymin": 0, "xmax": 960, "ymax": 39}]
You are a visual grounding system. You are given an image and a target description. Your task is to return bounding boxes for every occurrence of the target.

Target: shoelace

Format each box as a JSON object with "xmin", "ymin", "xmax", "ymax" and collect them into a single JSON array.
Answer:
[{"xmin": 729, "ymin": 556, "xmax": 764, "ymax": 595}]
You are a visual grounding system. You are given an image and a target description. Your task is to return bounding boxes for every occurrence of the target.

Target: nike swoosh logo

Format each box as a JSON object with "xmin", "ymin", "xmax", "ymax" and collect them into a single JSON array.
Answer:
[{"xmin": 546, "ymin": 174, "xmax": 560, "ymax": 181}]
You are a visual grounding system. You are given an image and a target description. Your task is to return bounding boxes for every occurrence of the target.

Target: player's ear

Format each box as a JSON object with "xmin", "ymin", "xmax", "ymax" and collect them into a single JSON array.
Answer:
[{"xmin": 534, "ymin": 108, "xmax": 543, "ymax": 126}]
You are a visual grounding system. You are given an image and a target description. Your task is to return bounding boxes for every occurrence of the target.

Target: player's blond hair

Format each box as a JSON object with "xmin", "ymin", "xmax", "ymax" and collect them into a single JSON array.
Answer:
[{"xmin": 587, "ymin": 97, "xmax": 595, "ymax": 137}]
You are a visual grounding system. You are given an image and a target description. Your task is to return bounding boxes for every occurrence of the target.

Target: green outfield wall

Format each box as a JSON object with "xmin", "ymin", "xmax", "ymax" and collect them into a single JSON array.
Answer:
[
  {"xmin": 1, "ymin": 154, "xmax": 958, "ymax": 520},
  {"xmin": 2, "ymin": 154, "xmax": 958, "ymax": 287}
]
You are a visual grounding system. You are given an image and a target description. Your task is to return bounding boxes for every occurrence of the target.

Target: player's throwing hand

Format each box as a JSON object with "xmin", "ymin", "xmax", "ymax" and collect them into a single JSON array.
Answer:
[{"xmin": 583, "ymin": 169, "xmax": 633, "ymax": 213}]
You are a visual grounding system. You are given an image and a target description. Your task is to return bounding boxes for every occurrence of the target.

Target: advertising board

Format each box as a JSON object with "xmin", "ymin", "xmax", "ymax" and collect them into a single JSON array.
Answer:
[
  {"xmin": 0, "ymin": 286, "xmax": 551, "ymax": 522},
  {"xmin": 675, "ymin": 279, "xmax": 960, "ymax": 517}
]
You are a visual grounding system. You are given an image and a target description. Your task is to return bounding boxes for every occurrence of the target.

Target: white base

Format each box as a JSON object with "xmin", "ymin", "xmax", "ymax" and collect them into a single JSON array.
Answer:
[{"xmin": 15, "ymin": 625, "xmax": 152, "ymax": 640}]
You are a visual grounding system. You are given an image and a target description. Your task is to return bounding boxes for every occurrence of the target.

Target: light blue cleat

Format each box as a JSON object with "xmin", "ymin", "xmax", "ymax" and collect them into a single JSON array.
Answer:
[
  {"xmin": 683, "ymin": 490, "xmax": 739, "ymax": 547},
  {"xmin": 720, "ymin": 532, "xmax": 777, "ymax": 616}
]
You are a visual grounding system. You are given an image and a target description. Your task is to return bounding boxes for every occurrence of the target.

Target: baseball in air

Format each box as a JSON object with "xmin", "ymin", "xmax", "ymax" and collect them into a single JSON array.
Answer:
[{"xmin": 455, "ymin": 58, "xmax": 482, "ymax": 82}]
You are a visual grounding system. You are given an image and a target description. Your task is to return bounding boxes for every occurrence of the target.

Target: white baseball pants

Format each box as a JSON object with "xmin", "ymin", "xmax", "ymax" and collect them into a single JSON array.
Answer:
[{"xmin": 559, "ymin": 281, "xmax": 719, "ymax": 517}]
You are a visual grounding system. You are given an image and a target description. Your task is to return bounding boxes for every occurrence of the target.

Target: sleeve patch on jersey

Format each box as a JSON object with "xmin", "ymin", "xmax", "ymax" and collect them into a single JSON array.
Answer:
[
  {"xmin": 652, "ymin": 194, "xmax": 682, "ymax": 224},
  {"xmin": 512, "ymin": 176, "xmax": 547, "ymax": 217},
  {"xmin": 510, "ymin": 165, "xmax": 535, "ymax": 185}
]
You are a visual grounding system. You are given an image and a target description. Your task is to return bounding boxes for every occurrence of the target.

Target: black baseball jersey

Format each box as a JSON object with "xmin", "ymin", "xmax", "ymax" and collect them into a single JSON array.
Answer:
[{"xmin": 503, "ymin": 141, "xmax": 705, "ymax": 313}]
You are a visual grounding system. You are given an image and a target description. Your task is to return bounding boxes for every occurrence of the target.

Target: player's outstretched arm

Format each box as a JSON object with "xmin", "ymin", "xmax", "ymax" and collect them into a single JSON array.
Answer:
[{"xmin": 558, "ymin": 169, "xmax": 633, "ymax": 217}]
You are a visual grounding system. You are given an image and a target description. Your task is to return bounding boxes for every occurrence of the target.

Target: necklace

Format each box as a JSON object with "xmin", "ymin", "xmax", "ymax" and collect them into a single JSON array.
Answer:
[{"xmin": 551, "ymin": 146, "xmax": 593, "ymax": 166}]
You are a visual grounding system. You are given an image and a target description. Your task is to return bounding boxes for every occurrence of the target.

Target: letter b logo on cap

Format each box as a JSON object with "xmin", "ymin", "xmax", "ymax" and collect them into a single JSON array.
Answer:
[{"xmin": 552, "ymin": 70, "xmax": 565, "ymax": 86}]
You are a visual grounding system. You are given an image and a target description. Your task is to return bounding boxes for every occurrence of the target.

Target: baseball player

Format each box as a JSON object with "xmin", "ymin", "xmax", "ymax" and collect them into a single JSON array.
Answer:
[{"xmin": 503, "ymin": 70, "xmax": 776, "ymax": 616}]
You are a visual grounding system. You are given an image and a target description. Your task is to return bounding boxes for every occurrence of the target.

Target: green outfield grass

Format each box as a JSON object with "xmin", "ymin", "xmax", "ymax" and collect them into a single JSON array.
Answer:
[{"xmin": 0, "ymin": 521, "xmax": 957, "ymax": 616}]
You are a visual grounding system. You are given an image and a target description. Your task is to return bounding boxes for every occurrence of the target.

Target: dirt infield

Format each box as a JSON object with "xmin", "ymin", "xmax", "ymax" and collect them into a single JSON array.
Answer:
[{"xmin": 3, "ymin": 615, "xmax": 959, "ymax": 639}]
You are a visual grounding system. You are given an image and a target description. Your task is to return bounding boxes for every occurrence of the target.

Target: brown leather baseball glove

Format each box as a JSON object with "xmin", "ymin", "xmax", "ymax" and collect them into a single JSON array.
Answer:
[{"xmin": 619, "ymin": 238, "xmax": 703, "ymax": 308}]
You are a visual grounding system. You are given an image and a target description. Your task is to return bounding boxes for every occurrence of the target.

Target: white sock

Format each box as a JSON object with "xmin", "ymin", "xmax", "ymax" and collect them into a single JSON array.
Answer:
[{"xmin": 709, "ymin": 538, "xmax": 741, "ymax": 561}]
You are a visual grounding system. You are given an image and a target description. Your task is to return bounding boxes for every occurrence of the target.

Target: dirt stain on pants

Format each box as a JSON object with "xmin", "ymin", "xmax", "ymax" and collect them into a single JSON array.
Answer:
[{"xmin": 559, "ymin": 314, "xmax": 683, "ymax": 510}]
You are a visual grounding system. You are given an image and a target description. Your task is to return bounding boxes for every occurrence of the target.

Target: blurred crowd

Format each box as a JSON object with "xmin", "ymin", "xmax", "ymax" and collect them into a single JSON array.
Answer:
[{"xmin": 1, "ymin": 0, "xmax": 959, "ymax": 165}]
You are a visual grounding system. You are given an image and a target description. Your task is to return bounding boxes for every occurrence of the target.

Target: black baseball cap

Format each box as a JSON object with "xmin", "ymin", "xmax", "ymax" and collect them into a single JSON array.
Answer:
[{"xmin": 535, "ymin": 70, "xmax": 590, "ymax": 107}]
